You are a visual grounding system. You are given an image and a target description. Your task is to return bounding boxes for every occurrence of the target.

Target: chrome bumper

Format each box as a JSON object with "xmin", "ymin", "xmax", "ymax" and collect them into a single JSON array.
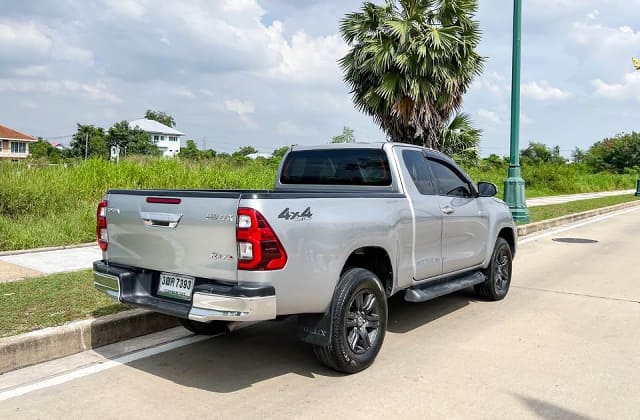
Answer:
[
  {"xmin": 92, "ymin": 267, "xmax": 276, "ymax": 322},
  {"xmin": 189, "ymin": 293, "xmax": 276, "ymax": 322},
  {"xmin": 94, "ymin": 271, "xmax": 120, "ymax": 300}
]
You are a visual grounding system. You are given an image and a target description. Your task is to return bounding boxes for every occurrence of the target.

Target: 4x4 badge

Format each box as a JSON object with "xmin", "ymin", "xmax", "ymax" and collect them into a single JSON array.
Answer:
[{"xmin": 278, "ymin": 207, "xmax": 312, "ymax": 221}]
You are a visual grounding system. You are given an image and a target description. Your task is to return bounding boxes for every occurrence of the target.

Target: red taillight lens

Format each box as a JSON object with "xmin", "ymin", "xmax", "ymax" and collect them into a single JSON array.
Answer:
[
  {"xmin": 146, "ymin": 197, "xmax": 181, "ymax": 204},
  {"xmin": 97, "ymin": 200, "xmax": 108, "ymax": 251},
  {"xmin": 236, "ymin": 208, "xmax": 287, "ymax": 270}
]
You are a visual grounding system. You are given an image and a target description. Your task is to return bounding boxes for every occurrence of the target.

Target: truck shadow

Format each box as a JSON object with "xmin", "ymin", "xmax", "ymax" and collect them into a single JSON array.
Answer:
[{"xmin": 118, "ymin": 290, "xmax": 475, "ymax": 393}]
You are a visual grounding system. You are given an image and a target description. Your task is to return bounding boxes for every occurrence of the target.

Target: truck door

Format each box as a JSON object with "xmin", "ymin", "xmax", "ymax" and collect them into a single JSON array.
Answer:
[
  {"xmin": 399, "ymin": 149, "xmax": 443, "ymax": 280},
  {"xmin": 427, "ymin": 158, "xmax": 489, "ymax": 274}
]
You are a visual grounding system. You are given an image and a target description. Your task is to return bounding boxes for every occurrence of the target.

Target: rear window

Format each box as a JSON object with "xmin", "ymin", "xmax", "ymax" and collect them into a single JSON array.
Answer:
[{"xmin": 280, "ymin": 149, "xmax": 391, "ymax": 186}]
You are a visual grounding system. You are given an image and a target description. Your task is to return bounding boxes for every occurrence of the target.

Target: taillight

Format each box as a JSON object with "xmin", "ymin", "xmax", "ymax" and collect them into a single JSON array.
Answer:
[
  {"xmin": 97, "ymin": 200, "xmax": 108, "ymax": 251},
  {"xmin": 236, "ymin": 208, "xmax": 287, "ymax": 270}
]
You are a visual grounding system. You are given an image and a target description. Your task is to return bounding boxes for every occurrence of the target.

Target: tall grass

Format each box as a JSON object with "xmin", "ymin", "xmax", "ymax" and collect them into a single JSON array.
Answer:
[
  {"xmin": 0, "ymin": 157, "xmax": 636, "ymax": 251},
  {"xmin": 0, "ymin": 158, "xmax": 276, "ymax": 251}
]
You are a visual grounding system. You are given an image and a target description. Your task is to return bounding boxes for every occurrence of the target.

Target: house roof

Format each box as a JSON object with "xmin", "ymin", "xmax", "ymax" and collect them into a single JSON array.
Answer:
[
  {"xmin": 0, "ymin": 124, "xmax": 37, "ymax": 141},
  {"xmin": 128, "ymin": 118, "xmax": 184, "ymax": 135}
]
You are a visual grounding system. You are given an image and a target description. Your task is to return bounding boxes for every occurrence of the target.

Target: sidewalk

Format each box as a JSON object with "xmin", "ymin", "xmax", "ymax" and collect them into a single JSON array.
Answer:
[
  {"xmin": 0, "ymin": 189, "xmax": 636, "ymax": 283},
  {"xmin": 526, "ymin": 189, "xmax": 635, "ymax": 207},
  {"xmin": 0, "ymin": 245, "xmax": 100, "ymax": 283}
]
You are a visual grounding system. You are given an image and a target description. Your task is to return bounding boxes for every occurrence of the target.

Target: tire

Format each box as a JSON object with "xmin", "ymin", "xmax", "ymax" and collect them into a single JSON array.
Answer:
[
  {"xmin": 475, "ymin": 237, "xmax": 513, "ymax": 301},
  {"xmin": 313, "ymin": 268, "xmax": 388, "ymax": 374},
  {"xmin": 179, "ymin": 318, "xmax": 228, "ymax": 335}
]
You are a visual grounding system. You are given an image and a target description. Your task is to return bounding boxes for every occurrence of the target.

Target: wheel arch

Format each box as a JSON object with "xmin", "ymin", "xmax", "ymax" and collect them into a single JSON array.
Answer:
[{"xmin": 341, "ymin": 246, "xmax": 394, "ymax": 297}]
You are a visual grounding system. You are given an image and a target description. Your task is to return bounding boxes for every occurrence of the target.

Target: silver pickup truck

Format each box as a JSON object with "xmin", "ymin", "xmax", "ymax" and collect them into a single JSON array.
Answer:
[{"xmin": 94, "ymin": 142, "xmax": 516, "ymax": 373}]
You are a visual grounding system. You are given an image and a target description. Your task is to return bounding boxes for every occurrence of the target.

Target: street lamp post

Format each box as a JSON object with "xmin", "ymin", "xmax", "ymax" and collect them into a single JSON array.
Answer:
[{"xmin": 503, "ymin": 0, "xmax": 530, "ymax": 223}]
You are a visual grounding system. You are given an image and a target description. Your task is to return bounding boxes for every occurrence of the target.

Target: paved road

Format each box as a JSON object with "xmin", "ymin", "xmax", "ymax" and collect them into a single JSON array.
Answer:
[{"xmin": 1, "ymin": 208, "xmax": 639, "ymax": 419}]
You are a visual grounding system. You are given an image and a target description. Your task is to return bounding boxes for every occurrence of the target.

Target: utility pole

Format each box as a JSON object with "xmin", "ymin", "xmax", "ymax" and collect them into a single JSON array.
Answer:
[
  {"xmin": 503, "ymin": 0, "xmax": 530, "ymax": 222},
  {"xmin": 84, "ymin": 132, "xmax": 89, "ymax": 160}
]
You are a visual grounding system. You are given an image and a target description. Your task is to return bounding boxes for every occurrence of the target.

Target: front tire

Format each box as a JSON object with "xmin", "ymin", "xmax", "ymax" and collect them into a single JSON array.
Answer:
[
  {"xmin": 475, "ymin": 237, "xmax": 513, "ymax": 301},
  {"xmin": 313, "ymin": 268, "xmax": 388, "ymax": 374},
  {"xmin": 179, "ymin": 318, "xmax": 228, "ymax": 335}
]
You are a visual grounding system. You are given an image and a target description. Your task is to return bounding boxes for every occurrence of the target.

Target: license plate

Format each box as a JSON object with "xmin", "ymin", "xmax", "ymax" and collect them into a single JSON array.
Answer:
[{"xmin": 157, "ymin": 272, "xmax": 195, "ymax": 301}]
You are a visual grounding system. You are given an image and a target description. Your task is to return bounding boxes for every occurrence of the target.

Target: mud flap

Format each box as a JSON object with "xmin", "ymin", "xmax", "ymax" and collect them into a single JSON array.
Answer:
[{"xmin": 297, "ymin": 312, "xmax": 332, "ymax": 346}]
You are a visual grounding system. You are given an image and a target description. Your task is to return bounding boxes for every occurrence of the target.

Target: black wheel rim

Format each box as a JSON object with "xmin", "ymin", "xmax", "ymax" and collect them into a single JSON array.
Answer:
[
  {"xmin": 494, "ymin": 247, "xmax": 510, "ymax": 293},
  {"xmin": 345, "ymin": 290, "xmax": 381, "ymax": 355}
]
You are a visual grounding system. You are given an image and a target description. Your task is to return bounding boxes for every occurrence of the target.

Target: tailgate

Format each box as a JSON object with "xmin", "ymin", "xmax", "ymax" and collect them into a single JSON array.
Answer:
[{"xmin": 104, "ymin": 191, "xmax": 240, "ymax": 283}]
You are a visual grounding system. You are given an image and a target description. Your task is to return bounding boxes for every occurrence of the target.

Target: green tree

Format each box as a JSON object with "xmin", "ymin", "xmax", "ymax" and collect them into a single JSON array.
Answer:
[
  {"xmin": 585, "ymin": 132, "xmax": 640, "ymax": 173},
  {"xmin": 520, "ymin": 141, "xmax": 565, "ymax": 165},
  {"xmin": 232, "ymin": 146, "xmax": 258, "ymax": 158},
  {"xmin": 272, "ymin": 146, "xmax": 291, "ymax": 160},
  {"xmin": 340, "ymin": 0, "xmax": 484, "ymax": 150},
  {"xmin": 70, "ymin": 124, "xmax": 107, "ymax": 159},
  {"xmin": 144, "ymin": 110, "xmax": 176, "ymax": 127},
  {"xmin": 571, "ymin": 147, "xmax": 586, "ymax": 164},
  {"xmin": 331, "ymin": 126, "xmax": 356, "ymax": 143},
  {"xmin": 29, "ymin": 138, "xmax": 54, "ymax": 159},
  {"xmin": 179, "ymin": 140, "xmax": 201, "ymax": 160},
  {"xmin": 438, "ymin": 113, "xmax": 480, "ymax": 165},
  {"xmin": 105, "ymin": 121, "xmax": 160, "ymax": 156}
]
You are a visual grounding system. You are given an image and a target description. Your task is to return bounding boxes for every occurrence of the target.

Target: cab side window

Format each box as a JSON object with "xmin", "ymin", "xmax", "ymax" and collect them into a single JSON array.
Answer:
[
  {"xmin": 401, "ymin": 150, "xmax": 436, "ymax": 195},
  {"xmin": 428, "ymin": 159, "xmax": 473, "ymax": 197}
]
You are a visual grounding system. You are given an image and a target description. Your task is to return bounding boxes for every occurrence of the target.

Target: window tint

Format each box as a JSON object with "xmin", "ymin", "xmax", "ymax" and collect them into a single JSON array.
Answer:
[
  {"xmin": 428, "ymin": 159, "xmax": 472, "ymax": 197},
  {"xmin": 280, "ymin": 149, "xmax": 391, "ymax": 186},
  {"xmin": 401, "ymin": 150, "xmax": 436, "ymax": 195}
]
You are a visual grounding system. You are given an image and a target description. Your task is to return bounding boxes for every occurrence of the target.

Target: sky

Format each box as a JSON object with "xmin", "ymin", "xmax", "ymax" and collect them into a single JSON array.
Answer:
[{"xmin": 1, "ymin": 0, "xmax": 639, "ymax": 156}]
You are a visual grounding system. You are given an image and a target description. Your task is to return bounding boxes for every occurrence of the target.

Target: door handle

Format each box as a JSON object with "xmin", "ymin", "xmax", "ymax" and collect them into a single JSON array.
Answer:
[
  {"xmin": 441, "ymin": 206, "xmax": 455, "ymax": 215},
  {"xmin": 140, "ymin": 212, "xmax": 183, "ymax": 228}
]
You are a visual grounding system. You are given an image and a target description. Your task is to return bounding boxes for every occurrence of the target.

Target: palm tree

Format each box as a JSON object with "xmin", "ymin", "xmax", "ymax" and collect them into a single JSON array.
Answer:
[
  {"xmin": 340, "ymin": 0, "xmax": 484, "ymax": 151},
  {"xmin": 439, "ymin": 112, "xmax": 481, "ymax": 164}
]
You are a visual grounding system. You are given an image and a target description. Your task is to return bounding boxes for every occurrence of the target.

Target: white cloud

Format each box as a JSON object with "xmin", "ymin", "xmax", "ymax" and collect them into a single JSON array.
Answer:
[
  {"xmin": 224, "ymin": 99, "xmax": 255, "ymax": 123},
  {"xmin": 103, "ymin": 0, "xmax": 149, "ymax": 18},
  {"xmin": 522, "ymin": 81, "xmax": 571, "ymax": 101},
  {"xmin": 592, "ymin": 72, "xmax": 640, "ymax": 99},
  {"xmin": 0, "ymin": 79, "xmax": 120, "ymax": 103},
  {"xmin": 587, "ymin": 9, "xmax": 600, "ymax": 20},
  {"xmin": 0, "ymin": 21, "xmax": 51, "ymax": 52},
  {"xmin": 521, "ymin": 114, "xmax": 533, "ymax": 125},
  {"xmin": 571, "ymin": 20, "xmax": 640, "ymax": 48},
  {"xmin": 478, "ymin": 108, "xmax": 501, "ymax": 124},
  {"xmin": 269, "ymin": 28, "xmax": 348, "ymax": 83},
  {"xmin": 470, "ymin": 72, "xmax": 509, "ymax": 97}
]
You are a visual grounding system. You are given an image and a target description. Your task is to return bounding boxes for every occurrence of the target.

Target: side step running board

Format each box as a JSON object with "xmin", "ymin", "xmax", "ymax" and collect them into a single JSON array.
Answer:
[{"xmin": 404, "ymin": 271, "xmax": 486, "ymax": 303}]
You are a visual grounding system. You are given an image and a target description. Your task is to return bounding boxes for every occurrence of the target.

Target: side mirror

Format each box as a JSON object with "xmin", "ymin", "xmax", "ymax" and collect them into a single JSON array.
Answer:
[{"xmin": 478, "ymin": 182, "xmax": 497, "ymax": 197}]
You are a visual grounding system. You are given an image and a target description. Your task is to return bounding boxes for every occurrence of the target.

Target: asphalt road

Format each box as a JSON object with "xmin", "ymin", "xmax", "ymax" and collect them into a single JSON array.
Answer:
[{"xmin": 1, "ymin": 208, "xmax": 639, "ymax": 419}]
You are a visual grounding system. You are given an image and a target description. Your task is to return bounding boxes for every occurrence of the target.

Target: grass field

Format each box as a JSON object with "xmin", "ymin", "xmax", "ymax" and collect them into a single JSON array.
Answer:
[
  {"xmin": 0, "ymin": 157, "xmax": 636, "ymax": 252},
  {"xmin": 0, "ymin": 270, "xmax": 128, "ymax": 338},
  {"xmin": 528, "ymin": 195, "xmax": 640, "ymax": 223}
]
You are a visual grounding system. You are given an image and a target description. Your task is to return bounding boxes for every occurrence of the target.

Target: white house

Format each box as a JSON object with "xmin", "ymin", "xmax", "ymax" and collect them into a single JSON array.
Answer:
[
  {"xmin": 128, "ymin": 118, "xmax": 184, "ymax": 157},
  {"xmin": 0, "ymin": 124, "xmax": 37, "ymax": 160}
]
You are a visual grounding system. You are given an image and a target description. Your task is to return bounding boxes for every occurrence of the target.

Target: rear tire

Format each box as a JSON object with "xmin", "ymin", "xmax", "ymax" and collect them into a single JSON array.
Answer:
[
  {"xmin": 313, "ymin": 268, "xmax": 388, "ymax": 374},
  {"xmin": 475, "ymin": 237, "xmax": 512, "ymax": 301},
  {"xmin": 179, "ymin": 318, "xmax": 228, "ymax": 335}
]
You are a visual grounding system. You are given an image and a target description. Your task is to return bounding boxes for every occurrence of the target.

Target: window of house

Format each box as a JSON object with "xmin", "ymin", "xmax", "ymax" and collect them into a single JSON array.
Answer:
[
  {"xmin": 160, "ymin": 136, "xmax": 165, "ymax": 141},
  {"xmin": 153, "ymin": 135, "xmax": 159, "ymax": 142},
  {"xmin": 11, "ymin": 142, "xmax": 26, "ymax": 154}
]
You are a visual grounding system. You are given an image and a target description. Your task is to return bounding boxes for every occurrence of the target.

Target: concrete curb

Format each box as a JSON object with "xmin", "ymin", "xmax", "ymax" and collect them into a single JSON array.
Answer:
[
  {"xmin": 0, "ymin": 309, "xmax": 179, "ymax": 375},
  {"xmin": 517, "ymin": 199, "xmax": 640, "ymax": 237},
  {"xmin": 0, "ymin": 242, "xmax": 96, "ymax": 257}
]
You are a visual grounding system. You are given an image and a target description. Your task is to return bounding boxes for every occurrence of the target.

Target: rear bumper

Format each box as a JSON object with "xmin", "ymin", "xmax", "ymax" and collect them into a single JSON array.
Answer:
[{"xmin": 93, "ymin": 260, "xmax": 276, "ymax": 322}]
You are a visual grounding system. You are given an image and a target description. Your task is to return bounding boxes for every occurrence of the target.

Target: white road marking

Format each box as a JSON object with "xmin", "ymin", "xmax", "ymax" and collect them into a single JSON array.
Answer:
[
  {"xmin": 519, "ymin": 205, "xmax": 640, "ymax": 245},
  {"xmin": 0, "ymin": 334, "xmax": 216, "ymax": 402}
]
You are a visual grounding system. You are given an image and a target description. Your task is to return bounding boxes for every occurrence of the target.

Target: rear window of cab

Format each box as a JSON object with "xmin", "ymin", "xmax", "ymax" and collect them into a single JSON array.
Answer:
[{"xmin": 280, "ymin": 149, "xmax": 391, "ymax": 186}]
